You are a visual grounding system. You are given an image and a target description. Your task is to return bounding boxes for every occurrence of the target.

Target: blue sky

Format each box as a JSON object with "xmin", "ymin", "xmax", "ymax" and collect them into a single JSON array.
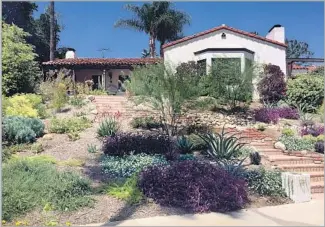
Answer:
[{"xmin": 34, "ymin": 2, "xmax": 324, "ymax": 58}]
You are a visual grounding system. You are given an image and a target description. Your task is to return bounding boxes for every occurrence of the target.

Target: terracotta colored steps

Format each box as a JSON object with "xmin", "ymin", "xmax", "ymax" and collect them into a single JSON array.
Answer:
[
  {"xmin": 310, "ymin": 172, "xmax": 325, "ymax": 183},
  {"xmin": 267, "ymin": 156, "xmax": 315, "ymax": 165},
  {"xmin": 311, "ymin": 182, "xmax": 324, "ymax": 193},
  {"xmin": 277, "ymin": 163, "xmax": 324, "ymax": 173}
]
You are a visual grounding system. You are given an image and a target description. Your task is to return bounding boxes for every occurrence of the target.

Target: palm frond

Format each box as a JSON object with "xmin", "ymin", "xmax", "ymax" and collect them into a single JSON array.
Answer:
[{"xmin": 114, "ymin": 19, "xmax": 145, "ymax": 31}]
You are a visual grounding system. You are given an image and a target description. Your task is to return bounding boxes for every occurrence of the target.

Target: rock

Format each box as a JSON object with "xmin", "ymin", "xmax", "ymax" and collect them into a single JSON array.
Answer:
[
  {"xmin": 43, "ymin": 134, "xmax": 54, "ymax": 140},
  {"xmin": 301, "ymin": 150, "xmax": 308, "ymax": 156},
  {"xmin": 90, "ymin": 109, "xmax": 98, "ymax": 115},
  {"xmin": 281, "ymin": 172, "xmax": 311, "ymax": 203},
  {"xmin": 274, "ymin": 141, "xmax": 286, "ymax": 151}
]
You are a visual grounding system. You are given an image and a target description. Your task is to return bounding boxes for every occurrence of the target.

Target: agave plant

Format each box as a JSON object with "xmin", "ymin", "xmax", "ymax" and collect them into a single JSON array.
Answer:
[
  {"xmin": 198, "ymin": 126, "xmax": 248, "ymax": 176},
  {"xmin": 198, "ymin": 127, "xmax": 247, "ymax": 161},
  {"xmin": 176, "ymin": 136, "xmax": 194, "ymax": 154},
  {"xmin": 97, "ymin": 117, "xmax": 120, "ymax": 138}
]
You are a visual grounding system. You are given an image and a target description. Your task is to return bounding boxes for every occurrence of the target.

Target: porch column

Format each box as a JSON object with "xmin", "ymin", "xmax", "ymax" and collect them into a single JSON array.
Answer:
[{"xmin": 102, "ymin": 69, "xmax": 106, "ymax": 90}]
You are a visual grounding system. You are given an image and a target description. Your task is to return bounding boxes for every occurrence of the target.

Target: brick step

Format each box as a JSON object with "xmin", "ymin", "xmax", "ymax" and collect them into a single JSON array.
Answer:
[
  {"xmin": 249, "ymin": 142, "xmax": 275, "ymax": 147},
  {"xmin": 268, "ymin": 156, "xmax": 314, "ymax": 165},
  {"xmin": 278, "ymin": 164, "xmax": 324, "ymax": 172},
  {"xmin": 310, "ymin": 172, "xmax": 325, "ymax": 183},
  {"xmin": 311, "ymin": 182, "xmax": 324, "ymax": 194}
]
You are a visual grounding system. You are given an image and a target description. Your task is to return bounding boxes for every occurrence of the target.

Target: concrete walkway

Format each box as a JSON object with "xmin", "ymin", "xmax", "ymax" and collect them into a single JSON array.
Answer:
[{"xmin": 82, "ymin": 199, "xmax": 324, "ymax": 226}]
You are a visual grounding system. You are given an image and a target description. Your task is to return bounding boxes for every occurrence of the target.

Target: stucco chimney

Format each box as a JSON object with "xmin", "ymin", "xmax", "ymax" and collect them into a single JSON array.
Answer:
[
  {"xmin": 65, "ymin": 48, "xmax": 76, "ymax": 59},
  {"xmin": 266, "ymin": 24, "xmax": 285, "ymax": 43}
]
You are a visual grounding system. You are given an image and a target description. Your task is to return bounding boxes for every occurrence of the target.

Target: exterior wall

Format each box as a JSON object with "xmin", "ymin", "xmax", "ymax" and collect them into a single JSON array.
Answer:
[
  {"xmin": 164, "ymin": 29, "xmax": 287, "ymax": 75},
  {"xmin": 75, "ymin": 69, "xmax": 103, "ymax": 83},
  {"xmin": 74, "ymin": 68, "xmax": 132, "ymax": 93}
]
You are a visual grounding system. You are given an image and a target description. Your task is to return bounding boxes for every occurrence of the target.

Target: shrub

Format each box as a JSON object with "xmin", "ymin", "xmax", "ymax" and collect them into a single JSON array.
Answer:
[
  {"xmin": 31, "ymin": 142, "xmax": 44, "ymax": 154},
  {"xmin": 130, "ymin": 116, "xmax": 161, "ymax": 129},
  {"xmin": 58, "ymin": 159, "xmax": 85, "ymax": 167},
  {"xmin": 176, "ymin": 136, "xmax": 194, "ymax": 154},
  {"xmin": 69, "ymin": 95, "xmax": 85, "ymax": 108},
  {"xmin": 256, "ymin": 123, "xmax": 266, "ymax": 131},
  {"xmin": 3, "ymin": 116, "xmax": 45, "ymax": 144},
  {"xmin": 286, "ymin": 74, "xmax": 324, "ymax": 110},
  {"xmin": 178, "ymin": 154, "xmax": 196, "ymax": 161},
  {"xmin": 187, "ymin": 134, "xmax": 208, "ymax": 150},
  {"xmin": 257, "ymin": 64, "xmax": 286, "ymax": 103},
  {"xmin": 49, "ymin": 116, "xmax": 91, "ymax": 134},
  {"xmin": 182, "ymin": 123, "xmax": 211, "ymax": 135},
  {"xmin": 318, "ymin": 101, "xmax": 324, "ymax": 123},
  {"xmin": 249, "ymin": 152, "xmax": 261, "ymax": 165},
  {"xmin": 97, "ymin": 117, "xmax": 120, "ymax": 137},
  {"xmin": 301, "ymin": 125, "xmax": 324, "ymax": 137},
  {"xmin": 243, "ymin": 167, "xmax": 285, "ymax": 197},
  {"xmin": 277, "ymin": 107, "xmax": 299, "ymax": 119},
  {"xmin": 101, "ymin": 153, "xmax": 168, "ymax": 178},
  {"xmin": 278, "ymin": 135, "xmax": 315, "ymax": 151},
  {"xmin": 282, "ymin": 128, "xmax": 295, "ymax": 137},
  {"xmin": 102, "ymin": 132, "xmax": 175, "ymax": 156},
  {"xmin": 2, "ymin": 158, "xmax": 93, "ymax": 221},
  {"xmin": 87, "ymin": 144, "xmax": 98, "ymax": 153},
  {"xmin": 139, "ymin": 160, "xmax": 248, "ymax": 212},
  {"xmin": 52, "ymin": 83, "xmax": 69, "ymax": 111},
  {"xmin": 315, "ymin": 141, "xmax": 324, "ymax": 153},
  {"xmin": 4, "ymin": 94, "xmax": 38, "ymax": 118},
  {"xmin": 107, "ymin": 174, "xmax": 143, "ymax": 204},
  {"xmin": 254, "ymin": 108, "xmax": 280, "ymax": 124}
]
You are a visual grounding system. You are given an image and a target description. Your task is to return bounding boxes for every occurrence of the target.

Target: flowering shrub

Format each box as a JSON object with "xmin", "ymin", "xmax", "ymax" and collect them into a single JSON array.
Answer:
[
  {"xmin": 257, "ymin": 64, "xmax": 286, "ymax": 103},
  {"xmin": 97, "ymin": 117, "xmax": 120, "ymax": 137},
  {"xmin": 3, "ymin": 116, "xmax": 44, "ymax": 144},
  {"xmin": 254, "ymin": 107, "xmax": 299, "ymax": 124},
  {"xmin": 278, "ymin": 135, "xmax": 315, "ymax": 151},
  {"xmin": 102, "ymin": 132, "xmax": 176, "ymax": 156},
  {"xmin": 254, "ymin": 108, "xmax": 280, "ymax": 124},
  {"xmin": 138, "ymin": 160, "xmax": 248, "ymax": 213},
  {"xmin": 300, "ymin": 125, "xmax": 324, "ymax": 137},
  {"xmin": 243, "ymin": 167, "xmax": 286, "ymax": 197},
  {"xmin": 101, "ymin": 153, "xmax": 167, "ymax": 178},
  {"xmin": 4, "ymin": 94, "xmax": 38, "ymax": 118}
]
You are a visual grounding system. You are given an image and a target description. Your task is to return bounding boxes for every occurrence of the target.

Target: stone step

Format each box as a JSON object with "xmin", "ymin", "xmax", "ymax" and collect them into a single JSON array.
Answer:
[
  {"xmin": 249, "ymin": 142, "xmax": 274, "ymax": 147},
  {"xmin": 311, "ymin": 182, "xmax": 324, "ymax": 194},
  {"xmin": 278, "ymin": 164, "xmax": 324, "ymax": 173},
  {"xmin": 310, "ymin": 172, "xmax": 325, "ymax": 183},
  {"xmin": 268, "ymin": 156, "xmax": 314, "ymax": 165}
]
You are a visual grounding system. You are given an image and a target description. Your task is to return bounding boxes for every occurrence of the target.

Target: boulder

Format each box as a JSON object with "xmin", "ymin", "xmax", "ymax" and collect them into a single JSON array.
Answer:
[
  {"xmin": 281, "ymin": 172, "xmax": 311, "ymax": 203},
  {"xmin": 274, "ymin": 141, "xmax": 286, "ymax": 151},
  {"xmin": 43, "ymin": 134, "xmax": 54, "ymax": 140}
]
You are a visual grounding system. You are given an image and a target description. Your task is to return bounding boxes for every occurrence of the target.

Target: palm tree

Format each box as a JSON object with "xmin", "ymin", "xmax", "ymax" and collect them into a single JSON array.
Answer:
[
  {"xmin": 49, "ymin": 1, "xmax": 55, "ymax": 61},
  {"xmin": 157, "ymin": 10, "xmax": 189, "ymax": 57},
  {"xmin": 115, "ymin": 2, "xmax": 190, "ymax": 58}
]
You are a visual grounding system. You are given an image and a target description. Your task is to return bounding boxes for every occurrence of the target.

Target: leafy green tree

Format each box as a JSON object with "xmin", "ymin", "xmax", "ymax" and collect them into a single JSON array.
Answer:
[
  {"xmin": 286, "ymin": 39, "xmax": 314, "ymax": 58},
  {"xmin": 126, "ymin": 63, "xmax": 200, "ymax": 136},
  {"xmin": 2, "ymin": 1, "xmax": 62, "ymax": 62},
  {"xmin": 2, "ymin": 23, "xmax": 42, "ymax": 96},
  {"xmin": 115, "ymin": 2, "xmax": 190, "ymax": 58},
  {"xmin": 200, "ymin": 59, "xmax": 258, "ymax": 109}
]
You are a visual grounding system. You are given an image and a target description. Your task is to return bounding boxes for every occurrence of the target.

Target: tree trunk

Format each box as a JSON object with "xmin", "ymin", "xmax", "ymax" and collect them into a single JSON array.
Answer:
[
  {"xmin": 160, "ymin": 42, "xmax": 164, "ymax": 58},
  {"xmin": 49, "ymin": 1, "xmax": 55, "ymax": 61},
  {"xmin": 149, "ymin": 35, "xmax": 155, "ymax": 58}
]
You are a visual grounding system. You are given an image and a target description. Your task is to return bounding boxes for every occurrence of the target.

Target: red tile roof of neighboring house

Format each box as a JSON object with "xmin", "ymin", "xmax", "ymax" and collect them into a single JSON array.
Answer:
[
  {"xmin": 292, "ymin": 64, "xmax": 317, "ymax": 70},
  {"xmin": 162, "ymin": 24, "xmax": 288, "ymax": 49},
  {"xmin": 42, "ymin": 58, "xmax": 162, "ymax": 66}
]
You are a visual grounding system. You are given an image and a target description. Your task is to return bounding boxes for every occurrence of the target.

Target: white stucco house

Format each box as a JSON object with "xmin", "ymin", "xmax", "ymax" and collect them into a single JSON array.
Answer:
[
  {"xmin": 163, "ymin": 24, "xmax": 287, "ymax": 74},
  {"xmin": 162, "ymin": 24, "xmax": 287, "ymax": 100}
]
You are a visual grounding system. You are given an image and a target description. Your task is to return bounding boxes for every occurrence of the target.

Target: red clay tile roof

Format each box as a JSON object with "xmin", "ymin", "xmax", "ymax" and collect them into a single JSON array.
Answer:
[
  {"xmin": 292, "ymin": 64, "xmax": 317, "ymax": 70},
  {"xmin": 162, "ymin": 25, "xmax": 287, "ymax": 49},
  {"xmin": 42, "ymin": 58, "xmax": 162, "ymax": 66}
]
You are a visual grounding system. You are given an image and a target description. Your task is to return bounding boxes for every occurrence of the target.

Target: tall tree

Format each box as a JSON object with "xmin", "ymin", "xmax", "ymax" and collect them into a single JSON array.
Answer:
[
  {"xmin": 49, "ymin": 1, "xmax": 55, "ymax": 61},
  {"xmin": 156, "ymin": 9, "xmax": 189, "ymax": 57},
  {"xmin": 286, "ymin": 39, "xmax": 314, "ymax": 58},
  {"xmin": 115, "ymin": 2, "xmax": 190, "ymax": 58},
  {"xmin": 2, "ymin": 23, "xmax": 42, "ymax": 96}
]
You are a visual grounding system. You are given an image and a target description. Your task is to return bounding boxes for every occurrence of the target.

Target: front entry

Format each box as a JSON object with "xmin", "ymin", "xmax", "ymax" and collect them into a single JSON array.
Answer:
[{"xmin": 92, "ymin": 75, "xmax": 102, "ymax": 90}]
